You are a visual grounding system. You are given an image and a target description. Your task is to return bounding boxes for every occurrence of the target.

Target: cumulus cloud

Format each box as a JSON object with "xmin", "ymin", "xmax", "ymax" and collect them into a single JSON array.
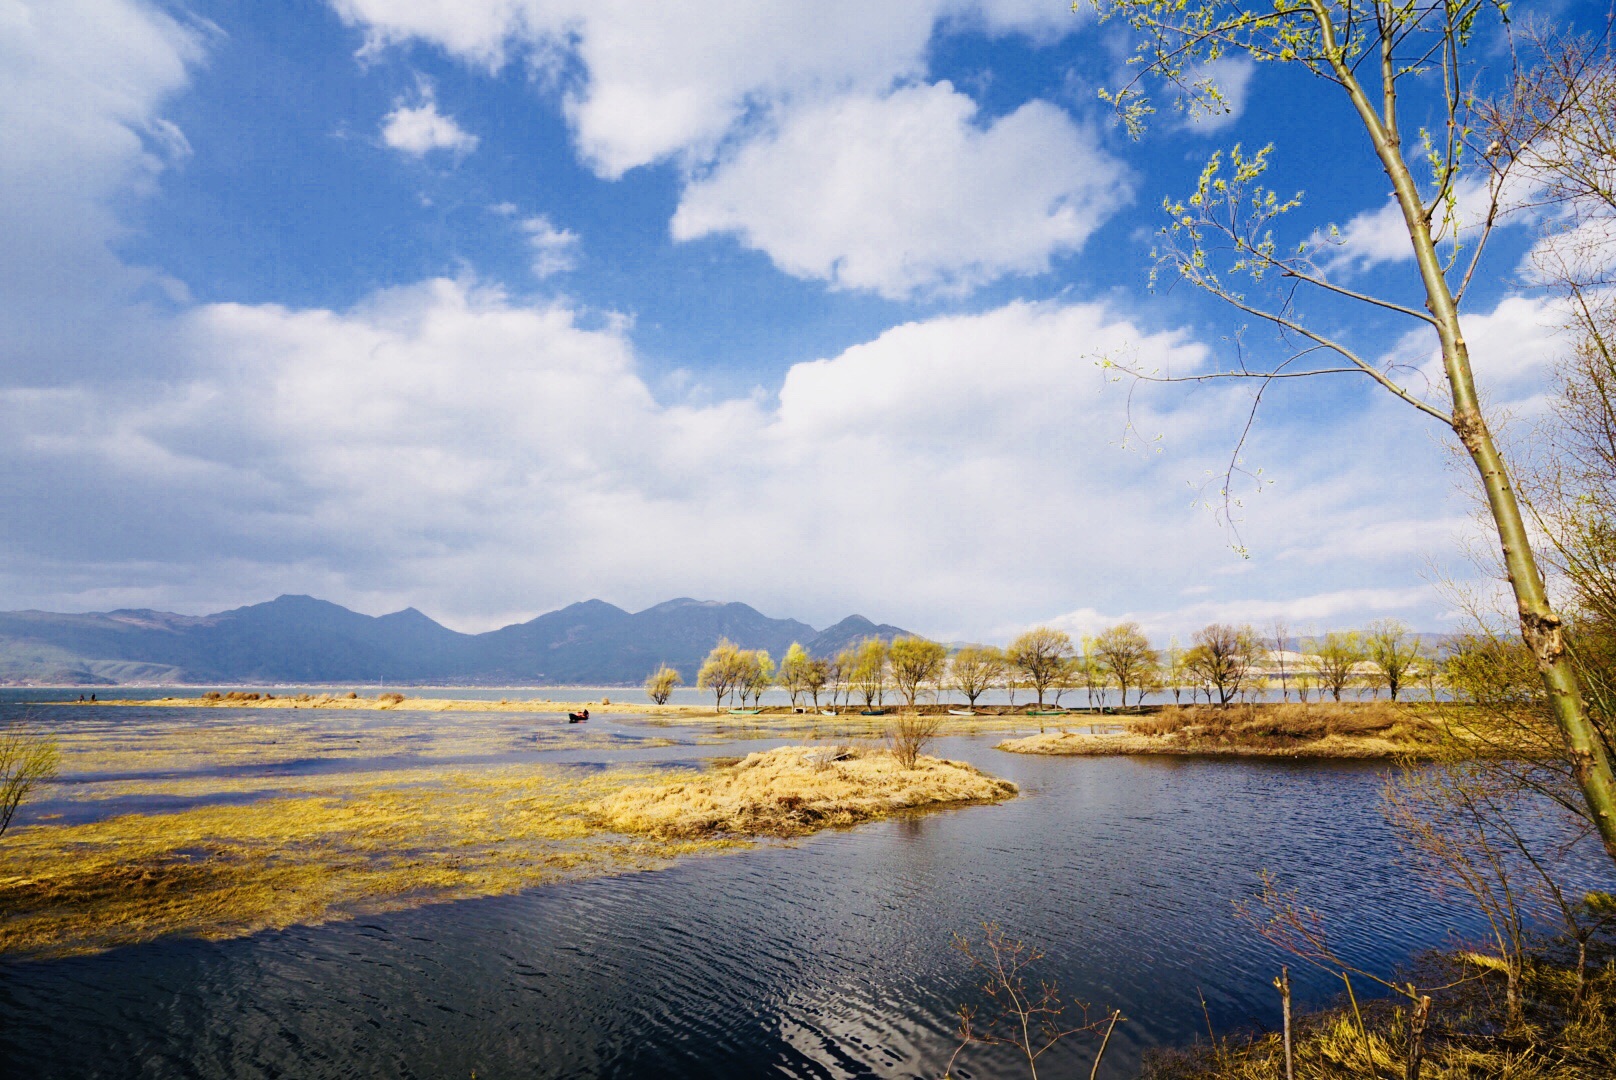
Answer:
[
  {"xmin": 0, "ymin": 273, "xmax": 1494, "ymax": 637},
  {"xmin": 1180, "ymin": 56, "xmax": 1255, "ymax": 132},
  {"xmin": 331, "ymin": 1, "xmax": 1109, "ymax": 297},
  {"xmin": 1314, "ymin": 175, "xmax": 1540, "ymax": 275},
  {"xmin": 0, "ymin": 0, "xmax": 204, "ymax": 379},
  {"xmin": 380, "ymin": 91, "xmax": 478, "ymax": 157},
  {"xmin": 519, "ymin": 214, "xmax": 580, "ymax": 278},
  {"xmin": 331, "ymin": 1, "xmax": 1081, "ymax": 176},
  {"xmin": 672, "ymin": 82, "xmax": 1126, "ymax": 298}
]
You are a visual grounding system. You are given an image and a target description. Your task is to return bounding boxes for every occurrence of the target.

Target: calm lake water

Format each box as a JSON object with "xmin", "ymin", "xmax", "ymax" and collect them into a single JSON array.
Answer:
[{"xmin": 0, "ymin": 693, "xmax": 1543, "ymax": 1079}]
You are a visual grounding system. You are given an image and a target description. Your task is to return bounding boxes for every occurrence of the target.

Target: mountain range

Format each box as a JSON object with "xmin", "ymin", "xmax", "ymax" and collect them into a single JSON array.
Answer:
[{"xmin": 0, "ymin": 595, "xmax": 913, "ymax": 686}]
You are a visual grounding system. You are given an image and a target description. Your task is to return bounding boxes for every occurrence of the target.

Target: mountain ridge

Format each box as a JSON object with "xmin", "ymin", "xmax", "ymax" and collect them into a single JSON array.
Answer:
[{"xmin": 0, "ymin": 595, "xmax": 917, "ymax": 686}]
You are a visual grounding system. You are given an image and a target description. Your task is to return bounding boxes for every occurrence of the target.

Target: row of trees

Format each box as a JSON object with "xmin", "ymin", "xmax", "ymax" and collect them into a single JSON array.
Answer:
[{"xmin": 660, "ymin": 618, "xmax": 1440, "ymax": 710}]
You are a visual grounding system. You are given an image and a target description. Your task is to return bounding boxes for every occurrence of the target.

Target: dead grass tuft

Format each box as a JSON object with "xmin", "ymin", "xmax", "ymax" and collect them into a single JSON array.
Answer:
[{"xmin": 588, "ymin": 744, "xmax": 1016, "ymax": 839}]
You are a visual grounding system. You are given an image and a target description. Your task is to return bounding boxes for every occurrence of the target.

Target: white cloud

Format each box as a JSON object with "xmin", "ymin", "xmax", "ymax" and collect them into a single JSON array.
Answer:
[
  {"xmin": 1039, "ymin": 586, "xmax": 1445, "ymax": 643},
  {"xmin": 331, "ymin": 1, "xmax": 1083, "ymax": 177},
  {"xmin": 0, "ymin": 0, "xmax": 204, "ymax": 378},
  {"xmin": 1380, "ymin": 293, "xmax": 1573, "ymax": 415},
  {"xmin": 672, "ymin": 83, "xmax": 1125, "ymax": 298},
  {"xmin": 331, "ymin": 1, "xmax": 1108, "ymax": 297},
  {"xmin": 380, "ymin": 92, "xmax": 478, "ymax": 157},
  {"xmin": 1315, "ymin": 175, "xmax": 1539, "ymax": 274},
  {"xmin": 0, "ymin": 274, "xmax": 1488, "ymax": 637},
  {"xmin": 518, "ymin": 214, "xmax": 579, "ymax": 278},
  {"xmin": 1181, "ymin": 56, "xmax": 1255, "ymax": 133}
]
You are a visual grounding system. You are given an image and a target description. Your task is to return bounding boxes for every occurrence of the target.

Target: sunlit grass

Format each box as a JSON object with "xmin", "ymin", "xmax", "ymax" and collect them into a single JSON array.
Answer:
[
  {"xmin": 590, "ymin": 744, "xmax": 1017, "ymax": 839},
  {"xmin": 1, "ymin": 709, "xmax": 1017, "ymax": 959},
  {"xmin": 1001, "ymin": 702, "xmax": 1449, "ymax": 759}
]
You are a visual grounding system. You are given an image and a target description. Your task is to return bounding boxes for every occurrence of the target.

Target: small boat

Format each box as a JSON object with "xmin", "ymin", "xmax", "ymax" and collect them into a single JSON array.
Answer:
[
  {"xmin": 728, "ymin": 708, "xmax": 761, "ymax": 716},
  {"xmin": 567, "ymin": 709, "xmax": 590, "ymax": 723},
  {"xmin": 1026, "ymin": 709, "xmax": 1069, "ymax": 717},
  {"xmin": 947, "ymin": 708, "xmax": 976, "ymax": 717},
  {"xmin": 860, "ymin": 708, "xmax": 887, "ymax": 716},
  {"xmin": 819, "ymin": 709, "xmax": 836, "ymax": 716}
]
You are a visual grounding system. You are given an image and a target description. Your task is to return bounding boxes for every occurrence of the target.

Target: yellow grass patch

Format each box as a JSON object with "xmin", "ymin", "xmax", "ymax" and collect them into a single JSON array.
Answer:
[
  {"xmin": 0, "ymin": 764, "xmax": 736, "ymax": 959},
  {"xmin": 588, "ymin": 744, "xmax": 1018, "ymax": 838},
  {"xmin": 2, "ymin": 707, "xmax": 1019, "ymax": 958},
  {"xmin": 999, "ymin": 703, "xmax": 1446, "ymax": 759}
]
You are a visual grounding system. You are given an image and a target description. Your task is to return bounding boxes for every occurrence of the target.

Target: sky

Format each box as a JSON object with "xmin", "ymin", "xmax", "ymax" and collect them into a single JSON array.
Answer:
[{"xmin": 0, "ymin": 0, "xmax": 1598, "ymax": 641}]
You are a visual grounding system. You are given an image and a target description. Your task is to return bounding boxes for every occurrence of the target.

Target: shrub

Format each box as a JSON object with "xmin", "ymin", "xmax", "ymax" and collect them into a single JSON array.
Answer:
[{"xmin": 888, "ymin": 713, "xmax": 943, "ymax": 769}]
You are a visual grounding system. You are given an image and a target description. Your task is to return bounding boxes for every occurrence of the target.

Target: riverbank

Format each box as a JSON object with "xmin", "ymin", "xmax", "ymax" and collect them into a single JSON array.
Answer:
[
  {"xmin": 0, "ymin": 710, "xmax": 1017, "ymax": 959},
  {"xmin": 1144, "ymin": 947, "xmax": 1616, "ymax": 1079},
  {"xmin": 1000, "ymin": 703, "xmax": 1447, "ymax": 760}
]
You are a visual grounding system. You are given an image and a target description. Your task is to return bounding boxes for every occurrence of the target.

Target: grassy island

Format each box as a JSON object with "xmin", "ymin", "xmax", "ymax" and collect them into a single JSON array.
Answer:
[
  {"xmin": 589, "ymin": 744, "xmax": 1016, "ymax": 839},
  {"xmin": 999, "ymin": 703, "xmax": 1447, "ymax": 760}
]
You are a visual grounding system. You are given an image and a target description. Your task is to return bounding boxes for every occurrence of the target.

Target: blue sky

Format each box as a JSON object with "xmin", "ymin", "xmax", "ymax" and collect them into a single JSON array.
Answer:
[{"xmin": 0, "ymin": 0, "xmax": 1596, "ymax": 639}]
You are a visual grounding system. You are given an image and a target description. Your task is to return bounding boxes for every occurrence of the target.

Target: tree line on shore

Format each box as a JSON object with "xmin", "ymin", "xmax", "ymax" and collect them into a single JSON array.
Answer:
[{"xmin": 644, "ymin": 618, "xmax": 1442, "ymax": 709}]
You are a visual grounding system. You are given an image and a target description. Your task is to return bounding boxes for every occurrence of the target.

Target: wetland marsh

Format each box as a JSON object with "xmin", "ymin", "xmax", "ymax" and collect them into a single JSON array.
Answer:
[{"xmin": 0, "ymin": 690, "xmax": 1526, "ymax": 1077}]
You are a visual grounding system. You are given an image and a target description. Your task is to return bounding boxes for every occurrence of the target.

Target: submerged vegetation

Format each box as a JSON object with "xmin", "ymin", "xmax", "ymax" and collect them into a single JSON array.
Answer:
[{"xmin": 0, "ymin": 709, "xmax": 1018, "ymax": 960}]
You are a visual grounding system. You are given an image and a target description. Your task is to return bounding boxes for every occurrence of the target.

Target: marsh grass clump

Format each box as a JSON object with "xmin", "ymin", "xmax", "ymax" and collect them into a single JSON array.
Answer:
[
  {"xmin": 588, "ymin": 744, "xmax": 1016, "ymax": 839},
  {"xmin": 1141, "ymin": 949, "xmax": 1616, "ymax": 1080}
]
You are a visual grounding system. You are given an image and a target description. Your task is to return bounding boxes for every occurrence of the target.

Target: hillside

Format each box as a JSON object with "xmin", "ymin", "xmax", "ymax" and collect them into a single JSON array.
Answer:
[{"xmin": 0, "ymin": 595, "xmax": 914, "ymax": 686}]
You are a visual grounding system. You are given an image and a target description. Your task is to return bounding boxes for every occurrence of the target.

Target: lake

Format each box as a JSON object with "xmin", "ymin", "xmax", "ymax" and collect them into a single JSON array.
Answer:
[{"xmin": 0, "ymin": 695, "xmax": 1506, "ymax": 1078}]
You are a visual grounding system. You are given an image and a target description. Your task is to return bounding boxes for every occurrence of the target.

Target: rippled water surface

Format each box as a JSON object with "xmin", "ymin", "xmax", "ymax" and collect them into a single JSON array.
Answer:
[{"xmin": 0, "ymin": 694, "xmax": 1508, "ymax": 1079}]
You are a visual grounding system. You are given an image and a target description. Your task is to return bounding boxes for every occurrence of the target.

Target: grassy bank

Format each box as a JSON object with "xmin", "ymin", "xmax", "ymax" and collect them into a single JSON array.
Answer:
[
  {"xmin": 1144, "ymin": 949, "xmax": 1616, "ymax": 1079},
  {"xmin": 999, "ymin": 703, "xmax": 1447, "ymax": 760}
]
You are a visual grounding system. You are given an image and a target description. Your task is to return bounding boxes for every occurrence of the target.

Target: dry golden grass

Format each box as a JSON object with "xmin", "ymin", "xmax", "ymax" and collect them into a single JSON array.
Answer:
[
  {"xmin": 1000, "ymin": 703, "xmax": 1447, "ymax": 759},
  {"xmin": 588, "ymin": 744, "xmax": 1017, "ymax": 839},
  {"xmin": 1, "ymin": 710, "xmax": 1019, "ymax": 958},
  {"xmin": 0, "ymin": 764, "xmax": 733, "ymax": 960},
  {"xmin": 1144, "ymin": 952, "xmax": 1616, "ymax": 1079}
]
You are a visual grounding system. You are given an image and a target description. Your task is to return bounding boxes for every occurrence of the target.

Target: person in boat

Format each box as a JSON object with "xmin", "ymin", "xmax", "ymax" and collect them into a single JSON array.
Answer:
[{"xmin": 567, "ymin": 708, "xmax": 590, "ymax": 723}]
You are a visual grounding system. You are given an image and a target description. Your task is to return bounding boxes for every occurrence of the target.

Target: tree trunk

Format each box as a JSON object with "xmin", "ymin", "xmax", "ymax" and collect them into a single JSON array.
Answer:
[
  {"xmin": 1318, "ymin": 0, "xmax": 1616, "ymax": 864},
  {"xmin": 1276, "ymin": 967, "xmax": 1294, "ymax": 1080},
  {"xmin": 1405, "ymin": 995, "xmax": 1431, "ymax": 1080}
]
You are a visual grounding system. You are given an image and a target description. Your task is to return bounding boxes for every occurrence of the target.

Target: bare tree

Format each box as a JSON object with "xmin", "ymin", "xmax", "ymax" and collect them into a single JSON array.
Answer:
[
  {"xmin": 1093, "ymin": 622, "xmax": 1159, "ymax": 709},
  {"xmin": 1, "ymin": 726, "xmax": 59, "ymax": 839},
  {"xmin": 1183, "ymin": 624, "xmax": 1261, "ymax": 706},
  {"xmin": 1270, "ymin": 619, "xmax": 1292, "ymax": 703},
  {"xmin": 943, "ymin": 924, "xmax": 1122, "ymax": 1080},
  {"xmin": 1090, "ymin": 0, "xmax": 1616, "ymax": 861},
  {"xmin": 949, "ymin": 645, "xmax": 1007, "ymax": 707},
  {"xmin": 1007, "ymin": 627, "xmax": 1076, "ymax": 709},
  {"xmin": 888, "ymin": 713, "xmax": 942, "ymax": 769}
]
